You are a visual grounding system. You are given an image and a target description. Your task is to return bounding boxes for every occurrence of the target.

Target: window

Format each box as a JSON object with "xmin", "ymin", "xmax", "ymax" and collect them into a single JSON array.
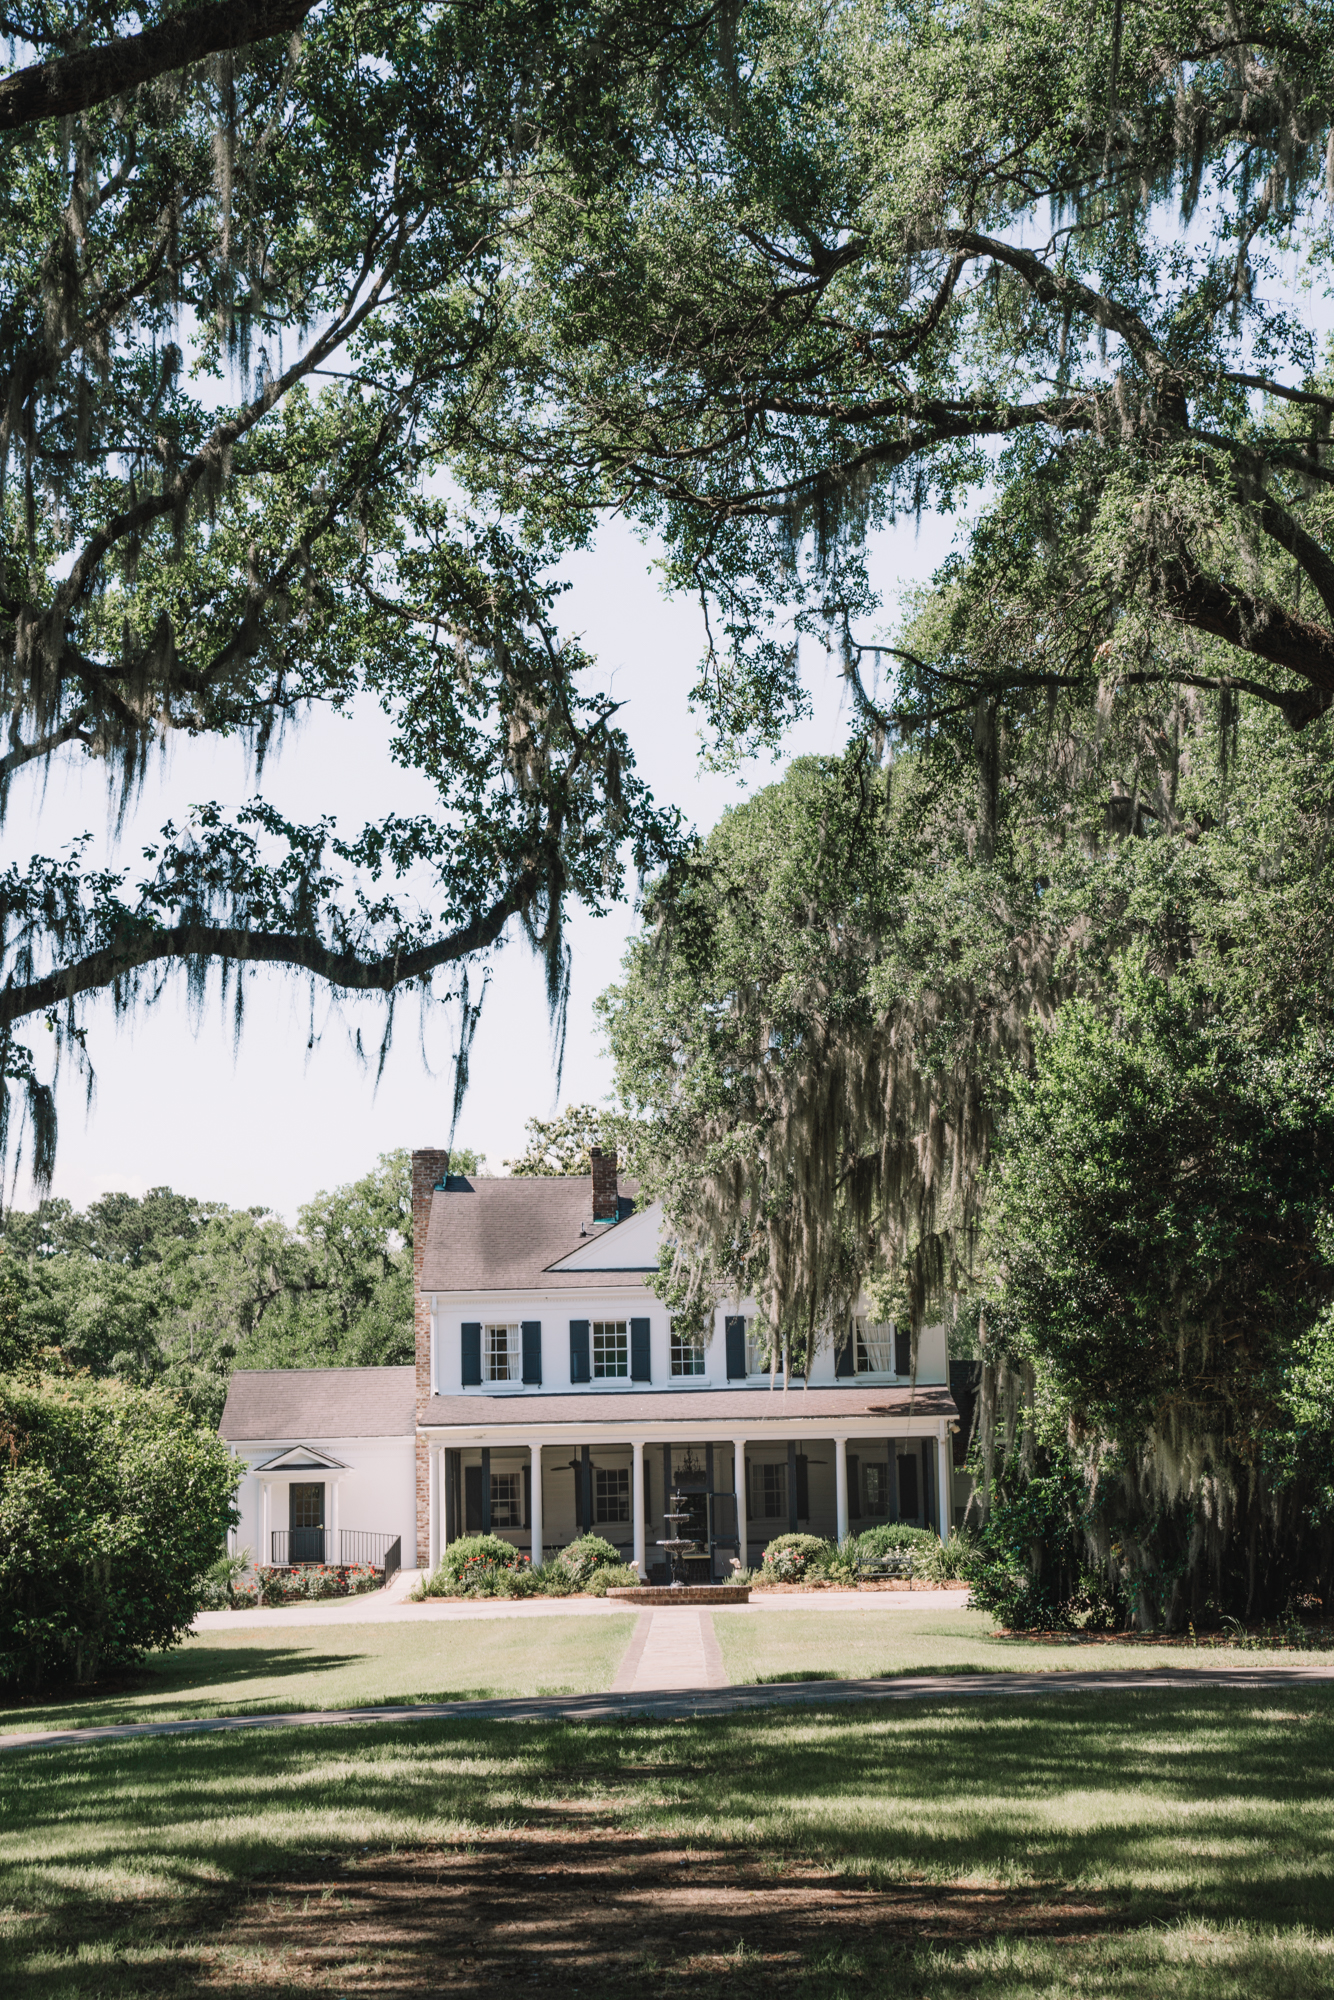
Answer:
[
  {"xmin": 760, "ymin": 1463, "xmax": 787, "ymax": 1520},
  {"xmin": 745, "ymin": 1322, "xmax": 771, "ymax": 1375},
  {"xmin": 853, "ymin": 1318, "xmax": 896, "ymax": 1373},
  {"xmin": 863, "ymin": 1462, "xmax": 889, "ymax": 1518},
  {"xmin": 595, "ymin": 1467, "xmax": 630, "ymax": 1523},
  {"xmin": 486, "ymin": 1324, "xmax": 520, "ymax": 1382},
  {"xmin": 671, "ymin": 1326, "xmax": 705, "ymax": 1376},
  {"xmin": 593, "ymin": 1320, "xmax": 628, "ymax": 1377},
  {"xmin": 490, "ymin": 1471, "xmax": 521, "ymax": 1527},
  {"xmin": 290, "ymin": 1482, "xmax": 324, "ymax": 1528}
]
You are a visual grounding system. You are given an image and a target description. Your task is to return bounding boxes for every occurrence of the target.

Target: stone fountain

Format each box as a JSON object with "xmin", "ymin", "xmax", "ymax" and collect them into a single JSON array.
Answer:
[{"xmin": 657, "ymin": 1487, "xmax": 699, "ymax": 1589}]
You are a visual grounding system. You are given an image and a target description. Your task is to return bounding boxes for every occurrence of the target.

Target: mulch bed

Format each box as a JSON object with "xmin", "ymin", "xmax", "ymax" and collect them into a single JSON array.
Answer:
[{"xmin": 197, "ymin": 1828, "xmax": 1118, "ymax": 1994}]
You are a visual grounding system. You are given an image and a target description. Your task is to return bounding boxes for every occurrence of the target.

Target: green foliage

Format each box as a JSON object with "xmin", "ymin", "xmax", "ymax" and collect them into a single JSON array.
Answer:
[
  {"xmin": 0, "ymin": 1150, "xmax": 424, "ymax": 1423},
  {"xmin": 503, "ymin": 1104, "xmax": 613, "ymax": 1177},
  {"xmin": 758, "ymin": 1533, "xmax": 832, "ymax": 1583},
  {"xmin": 431, "ymin": 1534, "xmax": 528, "ymax": 1596},
  {"xmin": 255, "ymin": 1564, "xmax": 380, "ymax": 1607},
  {"xmin": 988, "ymin": 957, "xmax": 1334, "ymax": 1624},
  {"xmin": 854, "ymin": 1525, "xmax": 938, "ymax": 1557},
  {"xmin": 581, "ymin": 1562, "xmax": 642, "ymax": 1596},
  {"xmin": 0, "ymin": 1376, "xmax": 238, "ymax": 1688},
  {"xmin": 558, "ymin": 1534, "xmax": 623, "ymax": 1584}
]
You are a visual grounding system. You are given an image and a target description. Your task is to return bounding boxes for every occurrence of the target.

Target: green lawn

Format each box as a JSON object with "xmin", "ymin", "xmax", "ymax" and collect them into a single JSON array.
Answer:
[
  {"xmin": 715, "ymin": 1603, "xmax": 1325, "ymax": 1680},
  {"xmin": 0, "ymin": 1614, "xmax": 637, "ymax": 1734},
  {"xmin": 2, "ymin": 1688, "xmax": 1332, "ymax": 1996}
]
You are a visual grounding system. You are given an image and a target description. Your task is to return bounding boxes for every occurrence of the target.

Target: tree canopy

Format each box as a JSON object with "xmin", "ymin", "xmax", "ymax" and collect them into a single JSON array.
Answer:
[
  {"xmin": 0, "ymin": 0, "xmax": 692, "ymax": 1185},
  {"xmin": 464, "ymin": 0, "xmax": 1334, "ymax": 753}
]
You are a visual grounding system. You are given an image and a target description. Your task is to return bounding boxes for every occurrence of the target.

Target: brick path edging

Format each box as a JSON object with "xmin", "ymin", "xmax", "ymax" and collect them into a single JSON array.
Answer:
[{"xmin": 605, "ymin": 1586, "xmax": 751, "ymax": 1605}]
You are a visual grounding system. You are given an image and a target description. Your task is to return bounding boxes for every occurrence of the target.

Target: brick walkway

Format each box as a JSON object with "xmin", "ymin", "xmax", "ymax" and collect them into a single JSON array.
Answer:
[{"xmin": 611, "ymin": 1610, "xmax": 727, "ymax": 1692}]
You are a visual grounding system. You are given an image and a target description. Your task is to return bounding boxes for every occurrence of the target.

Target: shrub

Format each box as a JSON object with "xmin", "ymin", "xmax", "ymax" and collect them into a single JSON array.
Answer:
[
  {"xmin": 854, "ymin": 1524, "xmax": 939, "ymax": 1557},
  {"xmin": 759, "ymin": 1533, "xmax": 832, "ymax": 1583},
  {"xmin": 583, "ymin": 1562, "xmax": 642, "ymax": 1596},
  {"xmin": 431, "ymin": 1533, "xmax": 530, "ymax": 1596},
  {"xmin": 558, "ymin": 1534, "xmax": 623, "ymax": 1585},
  {"xmin": 198, "ymin": 1548, "xmax": 254, "ymax": 1609},
  {"xmin": 0, "ymin": 1374, "xmax": 239, "ymax": 1688}
]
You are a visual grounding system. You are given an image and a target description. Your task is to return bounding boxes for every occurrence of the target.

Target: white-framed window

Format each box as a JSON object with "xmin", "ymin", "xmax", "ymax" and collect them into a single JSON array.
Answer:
[
  {"xmin": 671, "ymin": 1326, "xmax": 706, "ymax": 1376},
  {"xmin": 760, "ymin": 1463, "xmax": 787, "ymax": 1519},
  {"xmin": 593, "ymin": 1320, "xmax": 628, "ymax": 1377},
  {"xmin": 486, "ymin": 1324, "xmax": 521, "ymax": 1382},
  {"xmin": 745, "ymin": 1321, "xmax": 772, "ymax": 1375},
  {"xmin": 595, "ymin": 1467, "xmax": 629, "ymax": 1522},
  {"xmin": 853, "ymin": 1317, "xmax": 895, "ymax": 1374},
  {"xmin": 490, "ymin": 1471, "xmax": 522, "ymax": 1527}
]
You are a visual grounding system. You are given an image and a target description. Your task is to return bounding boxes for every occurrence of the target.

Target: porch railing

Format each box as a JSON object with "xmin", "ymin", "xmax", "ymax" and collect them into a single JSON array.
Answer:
[{"xmin": 268, "ymin": 1530, "xmax": 402, "ymax": 1574}]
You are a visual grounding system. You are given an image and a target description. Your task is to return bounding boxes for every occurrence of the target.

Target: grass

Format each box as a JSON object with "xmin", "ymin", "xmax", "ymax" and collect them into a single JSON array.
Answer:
[
  {"xmin": 2, "ymin": 1686, "xmax": 1333, "ymax": 1995},
  {"xmin": 715, "ymin": 1603, "xmax": 1331, "ymax": 1681},
  {"xmin": 0, "ymin": 1614, "xmax": 637, "ymax": 1734}
]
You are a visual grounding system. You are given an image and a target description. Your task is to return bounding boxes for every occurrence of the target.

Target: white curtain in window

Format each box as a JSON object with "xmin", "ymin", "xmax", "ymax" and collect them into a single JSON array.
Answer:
[{"xmin": 857, "ymin": 1319, "xmax": 895, "ymax": 1372}]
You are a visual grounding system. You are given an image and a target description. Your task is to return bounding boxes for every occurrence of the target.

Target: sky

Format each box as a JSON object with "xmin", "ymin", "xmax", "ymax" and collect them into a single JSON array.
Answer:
[{"xmin": 4, "ymin": 512, "xmax": 957, "ymax": 1220}]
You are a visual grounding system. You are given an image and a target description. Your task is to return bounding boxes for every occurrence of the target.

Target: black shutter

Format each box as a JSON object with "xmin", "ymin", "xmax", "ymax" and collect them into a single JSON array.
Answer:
[
  {"xmin": 461, "ymin": 1322, "xmax": 482, "ymax": 1386},
  {"xmin": 898, "ymin": 1453, "xmax": 919, "ymax": 1523},
  {"xmin": 847, "ymin": 1452, "xmax": 860, "ymax": 1521},
  {"xmin": 836, "ymin": 1322, "xmax": 855, "ymax": 1377},
  {"xmin": 795, "ymin": 1452, "xmax": 810, "ymax": 1520},
  {"xmin": 886, "ymin": 1441, "xmax": 898, "ymax": 1522},
  {"xmin": 725, "ymin": 1316, "xmax": 746, "ymax": 1379},
  {"xmin": 523, "ymin": 1464, "xmax": 531, "ymax": 1528},
  {"xmin": 569, "ymin": 1320, "xmax": 590, "ymax": 1383},
  {"xmin": 630, "ymin": 1317, "xmax": 651, "ymax": 1382},
  {"xmin": 894, "ymin": 1323, "xmax": 911, "ymax": 1376},
  {"xmin": 464, "ymin": 1464, "xmax": 482, "ymax": 1530},
  {"xmin": 522, "ymin": 1321, "xmax": 542, "ymax": 1385}
]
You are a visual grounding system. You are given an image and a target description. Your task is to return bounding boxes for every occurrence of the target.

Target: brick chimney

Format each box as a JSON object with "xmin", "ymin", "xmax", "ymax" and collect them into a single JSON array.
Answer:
[
  {"xmin": 591, "ymin": 1145, "xmax": 619, "ymax": 1224},
  {"xmin": 411, "ymin": 1148, "xmax": 450, "ymax": 1566}
]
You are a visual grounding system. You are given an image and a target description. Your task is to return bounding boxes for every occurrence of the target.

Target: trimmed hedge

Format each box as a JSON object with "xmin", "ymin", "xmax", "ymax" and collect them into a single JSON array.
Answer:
[{"xmin": 0, "ymin": 1374, "xmax": 239, "ymax": 1688}]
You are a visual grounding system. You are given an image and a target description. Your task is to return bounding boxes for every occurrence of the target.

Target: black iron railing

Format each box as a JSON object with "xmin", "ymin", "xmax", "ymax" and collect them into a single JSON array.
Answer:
[{"xmin": 268, "ymin": 1530, "xmax": 402, "ymax": 1572}]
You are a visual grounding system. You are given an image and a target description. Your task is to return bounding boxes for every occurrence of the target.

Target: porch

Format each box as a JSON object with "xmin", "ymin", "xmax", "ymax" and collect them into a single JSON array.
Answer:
[{"xmin": 421, "ymin": 1414, "xmax": 958, "ymax": 1576}]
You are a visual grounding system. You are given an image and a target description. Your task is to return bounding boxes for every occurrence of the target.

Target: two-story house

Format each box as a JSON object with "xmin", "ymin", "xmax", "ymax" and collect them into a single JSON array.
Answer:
[
  {"xmin": 222, "ymin": 1146, "xmax": 967, "ymax": 1578},
  {"xmin": 412, "ymin": 1146, "xmax": 963, "ymax": 1578}
]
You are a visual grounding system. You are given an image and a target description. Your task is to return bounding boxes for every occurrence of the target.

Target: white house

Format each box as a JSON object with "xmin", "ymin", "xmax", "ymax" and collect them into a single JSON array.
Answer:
[{"xmin": 219, "ymin": 1146, "xmax": 969, "ymax": 1578}]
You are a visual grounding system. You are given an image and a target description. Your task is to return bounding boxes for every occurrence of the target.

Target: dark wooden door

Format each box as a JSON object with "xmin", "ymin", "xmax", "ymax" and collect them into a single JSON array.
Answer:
[{"xmin": 289, "ymin": 1482, "xmax": 325, "ymax": 1562}]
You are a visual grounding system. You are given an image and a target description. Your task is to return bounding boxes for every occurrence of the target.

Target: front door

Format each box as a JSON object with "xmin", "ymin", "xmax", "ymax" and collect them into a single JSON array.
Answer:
[{"xmin": 289, "ymin": 1482, "xmax": 325, "ymax": 1563}]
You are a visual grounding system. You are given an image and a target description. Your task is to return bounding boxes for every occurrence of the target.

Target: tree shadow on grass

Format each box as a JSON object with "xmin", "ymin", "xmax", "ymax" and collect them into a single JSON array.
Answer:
[
  {"xmin": 3, "ymin": 1687, "xmax": 1334, "ymax": 1996},
  {"xmin": 0, "ymin": 1647, "xmax": 367, "ymax": 1732}
]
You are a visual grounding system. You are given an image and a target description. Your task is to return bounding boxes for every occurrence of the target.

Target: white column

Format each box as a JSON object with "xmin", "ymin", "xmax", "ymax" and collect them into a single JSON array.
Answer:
[
  {"xmin": 936, "ymin": 1420, "xmax": 952, "ymax": 1543},
  {"xmin": 430, "ymin": 1303, "xmax": 440, "ymax": 1395},
  {"xmin": 428, "ymin": 1445, "xmax": 441, "ymax": 1573},
  {"xmin": 835, "ymin": 1436, "xmax": 849, "ymax": 1545},
  {"xmin": 530, "ymin": 1442, "xmax": 544, "ymax": 1568},
  {"xmin": 733, "ymin": 1439, "xmax": 747, "ymax": 1569},
  {"xmin": 260, "ymin": 1479, "xmax": 271, "ymax": 1565},
  {"xmin": 631, "ymin": 1439, "xmax": 646, "ymax": 1577},
  {"xmin": 330, "ymin": 1476, "xmax": 341, "ymax": 1564}
]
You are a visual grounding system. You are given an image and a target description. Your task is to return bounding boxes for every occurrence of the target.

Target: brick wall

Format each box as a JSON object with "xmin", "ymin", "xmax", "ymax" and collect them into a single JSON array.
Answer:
[
  {"xmin": 412, "ymin": 1147, "xmax": 450, "ymax": 1566},
  {"xmin": 591, "ymin": 1145, "xmax": 618, "ymax": 1222}
]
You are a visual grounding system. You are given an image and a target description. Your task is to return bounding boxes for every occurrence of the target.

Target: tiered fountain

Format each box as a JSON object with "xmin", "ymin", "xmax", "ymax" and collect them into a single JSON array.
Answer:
[{"xmin": 603, "ymin": 1484, "xmax": 752, "ymax": 1604}]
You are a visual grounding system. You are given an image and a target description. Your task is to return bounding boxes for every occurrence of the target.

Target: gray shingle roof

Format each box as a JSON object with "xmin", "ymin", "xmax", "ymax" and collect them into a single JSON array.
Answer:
[
  {"xmin": 219, "ymin": 1366, "xmax": 416, "ymax": 1441},
  {"xmin": 419, "ymin": 1384, "xmax": 959, "ymax": 1427},
  {"xmin": 419, "ymin": 1175, "xmax": 646, "ymax": 1293}
]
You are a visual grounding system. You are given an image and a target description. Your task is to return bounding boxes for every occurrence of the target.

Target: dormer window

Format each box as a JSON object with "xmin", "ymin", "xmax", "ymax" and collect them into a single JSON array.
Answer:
[{"xmin": 852, "ymin": 1318, "xmax": 900, "ymax": 1373}]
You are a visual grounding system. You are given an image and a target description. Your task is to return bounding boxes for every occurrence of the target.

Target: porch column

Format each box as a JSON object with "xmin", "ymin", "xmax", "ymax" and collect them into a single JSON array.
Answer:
[
  {"xmin": 330, "ymin": 1476, "xmax": 341, "ymax": 1565},
  {"xmin": 631, "ymin": 1439, "xmax": 646, "ymax": 1577},
  {"xmin": 733, "ymin": 1439, "xmax": 747, "ymax": 1569},
  {"xmin": 428, "ymin": 1444, "xmax": 442, "ymax": 1573},
  {"xmin": 260, "ymin": 1478, "xmax": 271, "ymax": 1565},
  {"xmin": 529, "ymin": 1442, "xmax": 544, "ymax": 1567},
  {"xmin": 936, "ymin": 1420, "xmax": 952, "ymax": 1543},
  {"xmin": 834, "ymin": 1436, "xmax": 849, "ymax": 1545}
]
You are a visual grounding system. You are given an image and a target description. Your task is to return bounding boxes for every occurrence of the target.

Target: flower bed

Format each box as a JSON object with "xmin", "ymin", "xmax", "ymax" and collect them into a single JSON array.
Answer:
[{"xmin": 235, "ymin": 1563, "xmax": 382, "ymax": 1608}]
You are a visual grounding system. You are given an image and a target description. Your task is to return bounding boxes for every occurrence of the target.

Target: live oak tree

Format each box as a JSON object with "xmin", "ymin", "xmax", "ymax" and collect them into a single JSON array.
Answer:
[
  {"xmin": 0, "ymin": 0, "xmax": 692, "ymax": 1185},
  {"xmin": 463, "ymin": 0, "xmax": 1334, "ymax": 754}
]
